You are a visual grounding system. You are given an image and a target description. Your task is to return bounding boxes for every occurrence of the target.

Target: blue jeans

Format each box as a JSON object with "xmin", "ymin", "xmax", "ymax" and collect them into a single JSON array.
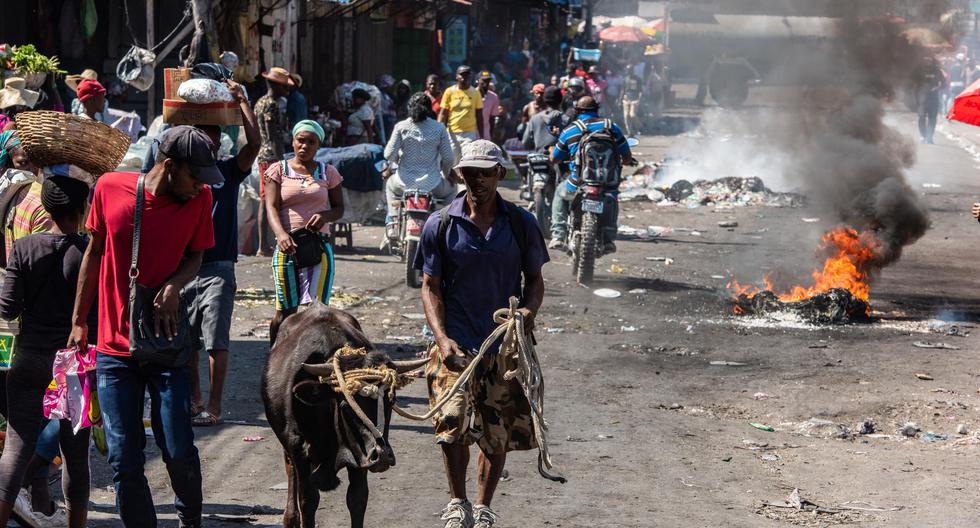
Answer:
[{"xmin": 96, "ymin": 353, "xmax": 202, "ymax": 527}]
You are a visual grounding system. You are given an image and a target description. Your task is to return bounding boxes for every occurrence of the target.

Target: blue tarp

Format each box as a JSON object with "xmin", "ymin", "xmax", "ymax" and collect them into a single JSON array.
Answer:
[{"xmin": 313, "ymin": 144, "xmax": 384, "ymax": 193}]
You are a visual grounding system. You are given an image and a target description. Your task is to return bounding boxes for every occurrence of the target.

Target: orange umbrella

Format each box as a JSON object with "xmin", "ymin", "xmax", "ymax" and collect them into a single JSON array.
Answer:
[
  {"xmin": 948, "ymin": 78, "xmax": 980, "ymax": 127},
  {"xmin": 599, "ymin": 26, "xmax": 653, "ymax": 44}
]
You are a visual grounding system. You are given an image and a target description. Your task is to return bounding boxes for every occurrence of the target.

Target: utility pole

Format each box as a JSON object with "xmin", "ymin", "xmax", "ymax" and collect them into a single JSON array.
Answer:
[
  {"xmin": 147, "ymin": 0, "xmax": 155, "ymax": 124},
  {"xmin": 583, "ymin": 0, "xmax": 594, "ymax": 44}
]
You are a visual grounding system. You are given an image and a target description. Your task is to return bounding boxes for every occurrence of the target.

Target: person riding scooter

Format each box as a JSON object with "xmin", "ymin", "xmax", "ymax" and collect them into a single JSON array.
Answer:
[{"xmin": 548, "ymin": 96, "xmax": 632, "ymax": 253}]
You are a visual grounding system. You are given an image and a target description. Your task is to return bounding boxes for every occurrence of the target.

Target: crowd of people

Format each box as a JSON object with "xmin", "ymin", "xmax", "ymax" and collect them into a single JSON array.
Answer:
[
  {"xmin": 0, "ymin": 46, "xmax": 648, "ymax": 526},
  {"xmin": 916, "ymin": 46, "xmax": 979, "ymax": 145}
]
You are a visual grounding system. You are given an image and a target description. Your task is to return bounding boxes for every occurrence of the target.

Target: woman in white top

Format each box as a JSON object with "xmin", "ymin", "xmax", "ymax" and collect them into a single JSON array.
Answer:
[{"xmin": 383, "ymin": 92, "xmax": 458, "ymax": 236}]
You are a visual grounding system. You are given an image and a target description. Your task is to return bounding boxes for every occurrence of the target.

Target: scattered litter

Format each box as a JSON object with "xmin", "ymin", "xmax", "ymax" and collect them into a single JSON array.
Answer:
[
  {"xmin": 913, "ymin": 341, "xmax": 959, "ymax": 350},
  {"xmin": 753, "ymin": 392, "xmax": 770, "ymax": 401},
  {"xmin": 593, "ymin": 288, "xmax": 622, "ymax": 299},
  {"xmin": 717, "ymin": 221, "xmax": 738, "ymax": 228},
  {"xmin": 565, "ymin": 436, "xmax": 588, "ymax": 442},
  {"xmin": 624, "ymin": 176, "xmax": 803, "ymax": 208},
  {"xmin": 750, "ymin": 422, "xmax": 775, "ymax": 432},
  {"xmin": 927, "ymin": 321, "xmax": 969, "ymax": 337},
  {"xmin": 921, "ymin": 432, "xmax": 949, "ymax": 443},
  {"xmin": 620, "ymin": 325, "xmax": 637, "ymax": 332},
  {"xmin": 898, "ymin": 422, "xmax": 920, "ymax": 437},
  {"xmin": 957, "ymin": 424, "xmax": 969, "ymax": 435},
  {"xmin": 761, "ymin": 488, "xmax": 904, "ymax": 515},
  {"xmin": 689, "ymin": 230, "xmax": 703, "ymax": 237},
  {"xmin": 242, "ymin": 436, "xmax": 265, "ymax": 442},
  {"xmin": 710, "ymin": 360, "xmax": 747, "ymax": 366},
  {"xmin": 401, "ymin": 313, "xmax": 427, "ymax": 320},
  {"xmin": 499, "ymin": 469, "xmax": 511, "ymax": 482},
  {"xmin": 858, "ymin": 420, "xmax": 875, "ymax": 435},
  {"xmin": 596, "ymin": 434, "xmax": 614, "ymax": 440},
  {"xmin": 609, "ymin": 264, "xmax": 626, "ymax": 274},
  {"xmin": 205, "ymin": 514, "xmax": 256, "ymax": 523},
  {"xmin": 646, "ymin": 256, "xmax": 669, "ymax": 261},
  {"xmin": 647, "ymin": 226, "xmax": 673, "ymax": 237},
  {"xmin": 794, "ymin": 418, "xmax": 850, "ymax": 439},
  {"xmin": 669, "ymin": 403, "xmax": 683, "ymax": 410},
  {"xmin": 922, "ymin": 183, "xmax": 942, "ymax": 188},
  {"xmin": 628, "ymin": 288, "xmax": 647, "ymax": 294},
  {"xmin": 270, "ymin": 482, "xmax": 288, "ymax": 490},
  {"xmin": 722, "ymin": 456, "xmax": 733, "ymax": 462},
  {"xmin": 710, "ymin": 275, "xmax": 726, "ymax": 279},
  {"xmin": 545, "ymin": 327, "xmax": 565, "ymax": 334},
  {"xmin": 760, "ymin": 454, "xmax": 780, "ymax": 462},
  {"xmin": 801, "ymin": 217, "xmax": 821, "ymax": 223},
  {"xmin": 808, "ymin": 343, "xmax": 828, "ymax": 349},
  {"xmin": 733, "ymin": 288, "xmax": 869, "ymax": 325},
  {"xmin": 914, "ymin": 373, "xmax": 934, "ymax": 381}
]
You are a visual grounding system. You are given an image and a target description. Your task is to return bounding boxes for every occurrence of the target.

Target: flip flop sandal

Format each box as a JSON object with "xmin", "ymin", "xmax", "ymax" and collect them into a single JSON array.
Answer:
[
  {"xmin": 191, "ymin": 404, "xmax": 205, "ymax": 418},
  {"xmin": 191, "ymin": 411, "xmax": 223, "ymax": 427}
]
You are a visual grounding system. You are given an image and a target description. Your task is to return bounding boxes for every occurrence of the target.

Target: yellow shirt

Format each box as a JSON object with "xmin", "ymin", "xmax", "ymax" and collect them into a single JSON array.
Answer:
[{"xmin": 440, "ymin": 86, "xmax": 483, "ymax": 134}]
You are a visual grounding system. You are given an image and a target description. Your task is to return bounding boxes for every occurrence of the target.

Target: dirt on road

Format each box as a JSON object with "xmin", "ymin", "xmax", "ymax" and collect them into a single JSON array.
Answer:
[{"xmin": 80, "ymin": 104, "xmax": 980, "ymax": 528}]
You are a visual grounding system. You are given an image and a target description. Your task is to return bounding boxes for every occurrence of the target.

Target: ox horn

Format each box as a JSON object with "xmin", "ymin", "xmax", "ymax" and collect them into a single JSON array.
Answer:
[
  {"xmin": 302, "ymin": 362, "xmax": 335, "ymax": 377},
  {"xmin": 392, "ymin": 357, "xmax": 430, "ymax": 373}
]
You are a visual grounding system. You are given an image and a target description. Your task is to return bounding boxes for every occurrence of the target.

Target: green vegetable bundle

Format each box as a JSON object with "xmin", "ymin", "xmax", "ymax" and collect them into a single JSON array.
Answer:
[{"xmin": 9, "ymin": 45, "xmax": 66, "ymax": 75}]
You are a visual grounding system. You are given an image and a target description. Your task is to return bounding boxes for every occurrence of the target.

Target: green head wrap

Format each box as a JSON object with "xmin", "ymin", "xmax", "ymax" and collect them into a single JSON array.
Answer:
[
  {"xmin": 0, "ymin": 130, "xmax": 21, "ymax": 169},
  {"xmin": 291, "ymin": 119, "xmax": 325, "ymax": 142}
]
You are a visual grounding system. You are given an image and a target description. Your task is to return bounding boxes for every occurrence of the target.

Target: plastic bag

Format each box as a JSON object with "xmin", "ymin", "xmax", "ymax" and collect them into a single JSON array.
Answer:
[
  {"xmin": 116, "ymin": 46, "xmax": 156, "ymax": 92},
  {"xmin": 177, "ymin": 78, "xmax": 234, "ymax": 104},
  {"xmin": 42, "ymin": 346, "xmax": 101, "ymax": 434}
]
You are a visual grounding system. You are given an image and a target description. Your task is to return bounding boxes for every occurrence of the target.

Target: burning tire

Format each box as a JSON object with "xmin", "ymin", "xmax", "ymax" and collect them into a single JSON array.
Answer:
[
  {"xmin": 576, "ymin": 212, "xmax": 599, "ymax": 285},
  {"xmin": 405, "ymin": 240, "xmax": 422, "ymax": 288}
]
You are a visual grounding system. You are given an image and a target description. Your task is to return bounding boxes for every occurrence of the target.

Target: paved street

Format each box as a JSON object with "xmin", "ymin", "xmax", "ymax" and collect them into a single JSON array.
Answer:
[{"xmin": 83, "ymin": 95, "xmax": 980, "ymax": 527}]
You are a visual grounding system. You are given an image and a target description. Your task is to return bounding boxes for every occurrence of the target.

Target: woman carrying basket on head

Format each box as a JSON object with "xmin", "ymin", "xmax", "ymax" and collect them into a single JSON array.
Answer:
[{"xmin": 264, "ymin": 120, "xmax": 344, "ymax": 345}]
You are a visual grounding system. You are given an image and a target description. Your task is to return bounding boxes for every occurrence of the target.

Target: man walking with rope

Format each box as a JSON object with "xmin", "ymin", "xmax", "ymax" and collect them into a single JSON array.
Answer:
[{"xmin": 414, "ymin": 140, "xmax": 549, "ymax": 528}]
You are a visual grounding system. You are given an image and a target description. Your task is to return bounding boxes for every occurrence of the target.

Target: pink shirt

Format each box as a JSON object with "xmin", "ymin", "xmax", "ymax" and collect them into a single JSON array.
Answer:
[
  {"xmin": 264, "ymin": 161, "xmax": 343, "ymax": 235},
  {"xmin": 481, "ymin": 90, "xmax": 502, "ymax": 140}
]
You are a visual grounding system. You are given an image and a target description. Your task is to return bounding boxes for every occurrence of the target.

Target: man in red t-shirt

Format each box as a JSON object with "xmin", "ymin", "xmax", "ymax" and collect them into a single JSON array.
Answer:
[{"xmin": 69, "ymin": 126, "xmax": 217, "ymax": 527}]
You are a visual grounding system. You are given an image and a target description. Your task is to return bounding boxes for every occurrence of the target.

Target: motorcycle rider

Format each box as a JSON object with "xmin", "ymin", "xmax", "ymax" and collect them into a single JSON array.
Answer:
[
  {"xmin": 561, "ymin": 77, "xmax": 587, "ymax": 118},
  {"xmin": 548, "ymin": 96, "xmax": 632, "ymax": 253},
  {"xmin": 522, "ymin": 86, "xmax": 568, "ymax": 152},
  {"xmin": 383, "ymin": 92, "xmax": 458, "ymax": 238}
]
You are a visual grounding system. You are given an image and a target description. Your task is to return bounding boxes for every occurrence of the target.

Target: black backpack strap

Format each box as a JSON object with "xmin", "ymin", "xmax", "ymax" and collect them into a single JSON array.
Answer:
[{"xmin": 435, "ymin": 205, "xmax": 451, "ymax": 275}]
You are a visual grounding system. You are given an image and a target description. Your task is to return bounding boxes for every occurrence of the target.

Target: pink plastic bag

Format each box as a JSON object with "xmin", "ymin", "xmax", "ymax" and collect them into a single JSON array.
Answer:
[{"xmin": 42, "ymin": 346, "xmax": 101, "ymax": 434}]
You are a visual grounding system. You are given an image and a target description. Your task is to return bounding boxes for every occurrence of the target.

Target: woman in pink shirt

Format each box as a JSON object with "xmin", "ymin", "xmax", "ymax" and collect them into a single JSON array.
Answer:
[{"xmin": 264, "ymin": 120, "xmax": 344, "ymax": 344}]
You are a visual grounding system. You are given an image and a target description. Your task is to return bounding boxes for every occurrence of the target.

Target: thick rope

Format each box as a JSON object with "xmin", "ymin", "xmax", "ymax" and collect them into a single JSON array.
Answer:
[{"xmin": 394, "ymin": 297, "xmax": 566, "ymax": 484}]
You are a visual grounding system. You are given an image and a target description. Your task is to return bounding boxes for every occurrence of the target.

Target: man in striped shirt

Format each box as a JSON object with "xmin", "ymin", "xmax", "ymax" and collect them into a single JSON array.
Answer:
[{"xmin": 548, "ymin": 96, "xmax": 632, "ymax": 252}]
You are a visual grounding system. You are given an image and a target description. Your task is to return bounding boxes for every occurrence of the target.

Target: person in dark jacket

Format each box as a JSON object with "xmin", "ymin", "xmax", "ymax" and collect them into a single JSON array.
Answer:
[{"xmin": 0, "ymin": 174, "xmax": 95, "ymax": 528}]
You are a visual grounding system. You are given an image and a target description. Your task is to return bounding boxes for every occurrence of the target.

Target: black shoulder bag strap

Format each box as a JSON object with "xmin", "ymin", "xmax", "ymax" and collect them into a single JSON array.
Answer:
[{"xmin": 130, "ymin": 173, "xmax": 145, "ymax": 289}]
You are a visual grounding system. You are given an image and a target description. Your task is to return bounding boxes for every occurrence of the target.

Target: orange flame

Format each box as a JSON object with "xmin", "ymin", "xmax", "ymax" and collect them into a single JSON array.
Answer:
[{"xmin": 729, "ymin": 227, "xmax": 882, "ymax": 303}]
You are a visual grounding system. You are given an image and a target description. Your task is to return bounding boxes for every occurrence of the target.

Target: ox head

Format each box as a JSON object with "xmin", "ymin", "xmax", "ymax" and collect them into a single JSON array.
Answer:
[{"xmin": 298, "ymin": 350, "xmax": 428, "ymax": 474}]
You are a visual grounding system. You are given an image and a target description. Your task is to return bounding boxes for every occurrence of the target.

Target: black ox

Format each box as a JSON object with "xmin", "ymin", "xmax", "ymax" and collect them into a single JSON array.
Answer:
[{"xmin": 261, "ymin": 302, "xmax": 427, "ymax": 528}]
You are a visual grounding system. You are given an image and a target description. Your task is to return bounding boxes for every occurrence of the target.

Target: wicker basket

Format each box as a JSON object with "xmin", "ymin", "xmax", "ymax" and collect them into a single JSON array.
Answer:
[{"xmin": 14, "ymin": 111, "xmax": 131, "ymax": 176}]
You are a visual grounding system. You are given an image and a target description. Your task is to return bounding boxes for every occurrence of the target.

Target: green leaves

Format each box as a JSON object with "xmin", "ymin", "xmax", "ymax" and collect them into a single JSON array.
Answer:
[{"xmin": 9, "ymin": 44, "xmax": 67, "ymax": 75}]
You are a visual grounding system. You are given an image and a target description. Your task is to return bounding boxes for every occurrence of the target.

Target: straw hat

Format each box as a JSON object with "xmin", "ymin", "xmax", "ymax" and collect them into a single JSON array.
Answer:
[
  {"xmin": 64, "ymin": 69, "xmax": 98, "ymax": 93},
  {"xmin": 0, "ymin": 78, "xmax": 40, "ymax": 110},
  {"xmin": 290, "ymin": 73, "xmax": 303, "ymax": 89},
  {"xmin": 261, "ymin": 67, "xmax": 295, "ymax": 87}
]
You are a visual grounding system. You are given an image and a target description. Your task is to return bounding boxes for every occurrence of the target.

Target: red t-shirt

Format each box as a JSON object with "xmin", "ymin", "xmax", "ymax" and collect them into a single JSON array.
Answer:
[{"xmin": 86, "ymin": 172, "xmax": 214, "ymax": 356}]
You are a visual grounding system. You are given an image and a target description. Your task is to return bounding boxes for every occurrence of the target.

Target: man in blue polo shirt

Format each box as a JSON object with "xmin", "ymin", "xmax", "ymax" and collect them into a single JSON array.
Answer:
[
  {"xmin": 142, "ymin": 80, "xmax": 260, "ymax": 426},
  {"xmin": 414, "ymin": 140, "xmax": 548, "ymax": 528},
  {"xmin": 549, "ymin": 95, "xmax": 632, "ymax": 253}
]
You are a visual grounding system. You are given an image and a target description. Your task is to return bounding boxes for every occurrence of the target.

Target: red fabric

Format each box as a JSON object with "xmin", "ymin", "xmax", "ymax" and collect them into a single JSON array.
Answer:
[
  {"xmin": 258, "ymin": 161, "xmax": 271, "ymax": 198},
  {"xmin": 86, "ymin": 172, "xmax": 214, "ymax": 357},
  {"xmin": 949, "ymin": 78, "xmax": 980, "ymax": 127},
  {"xmin": 76, "ymin": 79, "xmax": 105, "ymax": 102}
]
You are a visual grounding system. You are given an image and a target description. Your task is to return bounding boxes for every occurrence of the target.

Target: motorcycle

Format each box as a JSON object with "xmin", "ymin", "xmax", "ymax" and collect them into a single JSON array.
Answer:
[
  {"xmin": 522, "ymin": 152, "xmax": 557, "ymax": 237},
  {"xmin": 563, "ymin": 137, "xmax": 639, "ymax": 285}
]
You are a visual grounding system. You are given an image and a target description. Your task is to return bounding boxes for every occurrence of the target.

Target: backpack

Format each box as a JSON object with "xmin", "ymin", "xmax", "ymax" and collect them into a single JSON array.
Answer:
[
  {"xmin": 436, "ymin": 195, "xmax": 529, "ymax": 298},
  {"xmin": 572, "ymin": 118, "xmax": 621, "ymax": 187}
]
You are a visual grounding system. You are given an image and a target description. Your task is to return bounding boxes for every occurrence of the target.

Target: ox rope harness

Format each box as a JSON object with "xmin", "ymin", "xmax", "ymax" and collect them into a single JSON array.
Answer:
[{"xmin": 308, "ymin": 298, "xmax": 565, "ymax": 483}]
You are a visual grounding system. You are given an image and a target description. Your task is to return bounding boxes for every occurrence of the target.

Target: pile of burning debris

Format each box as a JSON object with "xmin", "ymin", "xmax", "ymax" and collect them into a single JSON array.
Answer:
[
  {"xmin": 729, "ymin": 228, "xmax": 879, "ymax": 324},
  {"xmin": 620, "ymin": 160, "xmax": 803, "ymax": 208}
]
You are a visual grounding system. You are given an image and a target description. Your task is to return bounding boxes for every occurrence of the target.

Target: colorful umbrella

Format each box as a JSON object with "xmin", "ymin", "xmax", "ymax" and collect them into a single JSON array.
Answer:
[
  {"xmin": 599, "ymin": 26, "xmax": 653, "ymax": 44},
  {"xmin": 948, "ymin": 78, "xmax": 980, "ymax": 127}
]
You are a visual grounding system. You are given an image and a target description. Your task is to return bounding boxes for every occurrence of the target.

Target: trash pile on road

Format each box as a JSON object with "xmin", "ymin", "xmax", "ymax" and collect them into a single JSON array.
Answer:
[
  {"xmin": 620, "ymin": 160, "xmax": 803, "ymax": 208},
  {"xmin": 733, "ymin": 288, "xmax": 871, "ymax": 325}
]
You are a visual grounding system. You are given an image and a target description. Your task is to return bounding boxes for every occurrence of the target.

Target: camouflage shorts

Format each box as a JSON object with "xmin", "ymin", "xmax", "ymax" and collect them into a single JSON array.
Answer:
[{"xmin": 425, "ymin": 345, "xmax": 537, "ymax": 455}]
